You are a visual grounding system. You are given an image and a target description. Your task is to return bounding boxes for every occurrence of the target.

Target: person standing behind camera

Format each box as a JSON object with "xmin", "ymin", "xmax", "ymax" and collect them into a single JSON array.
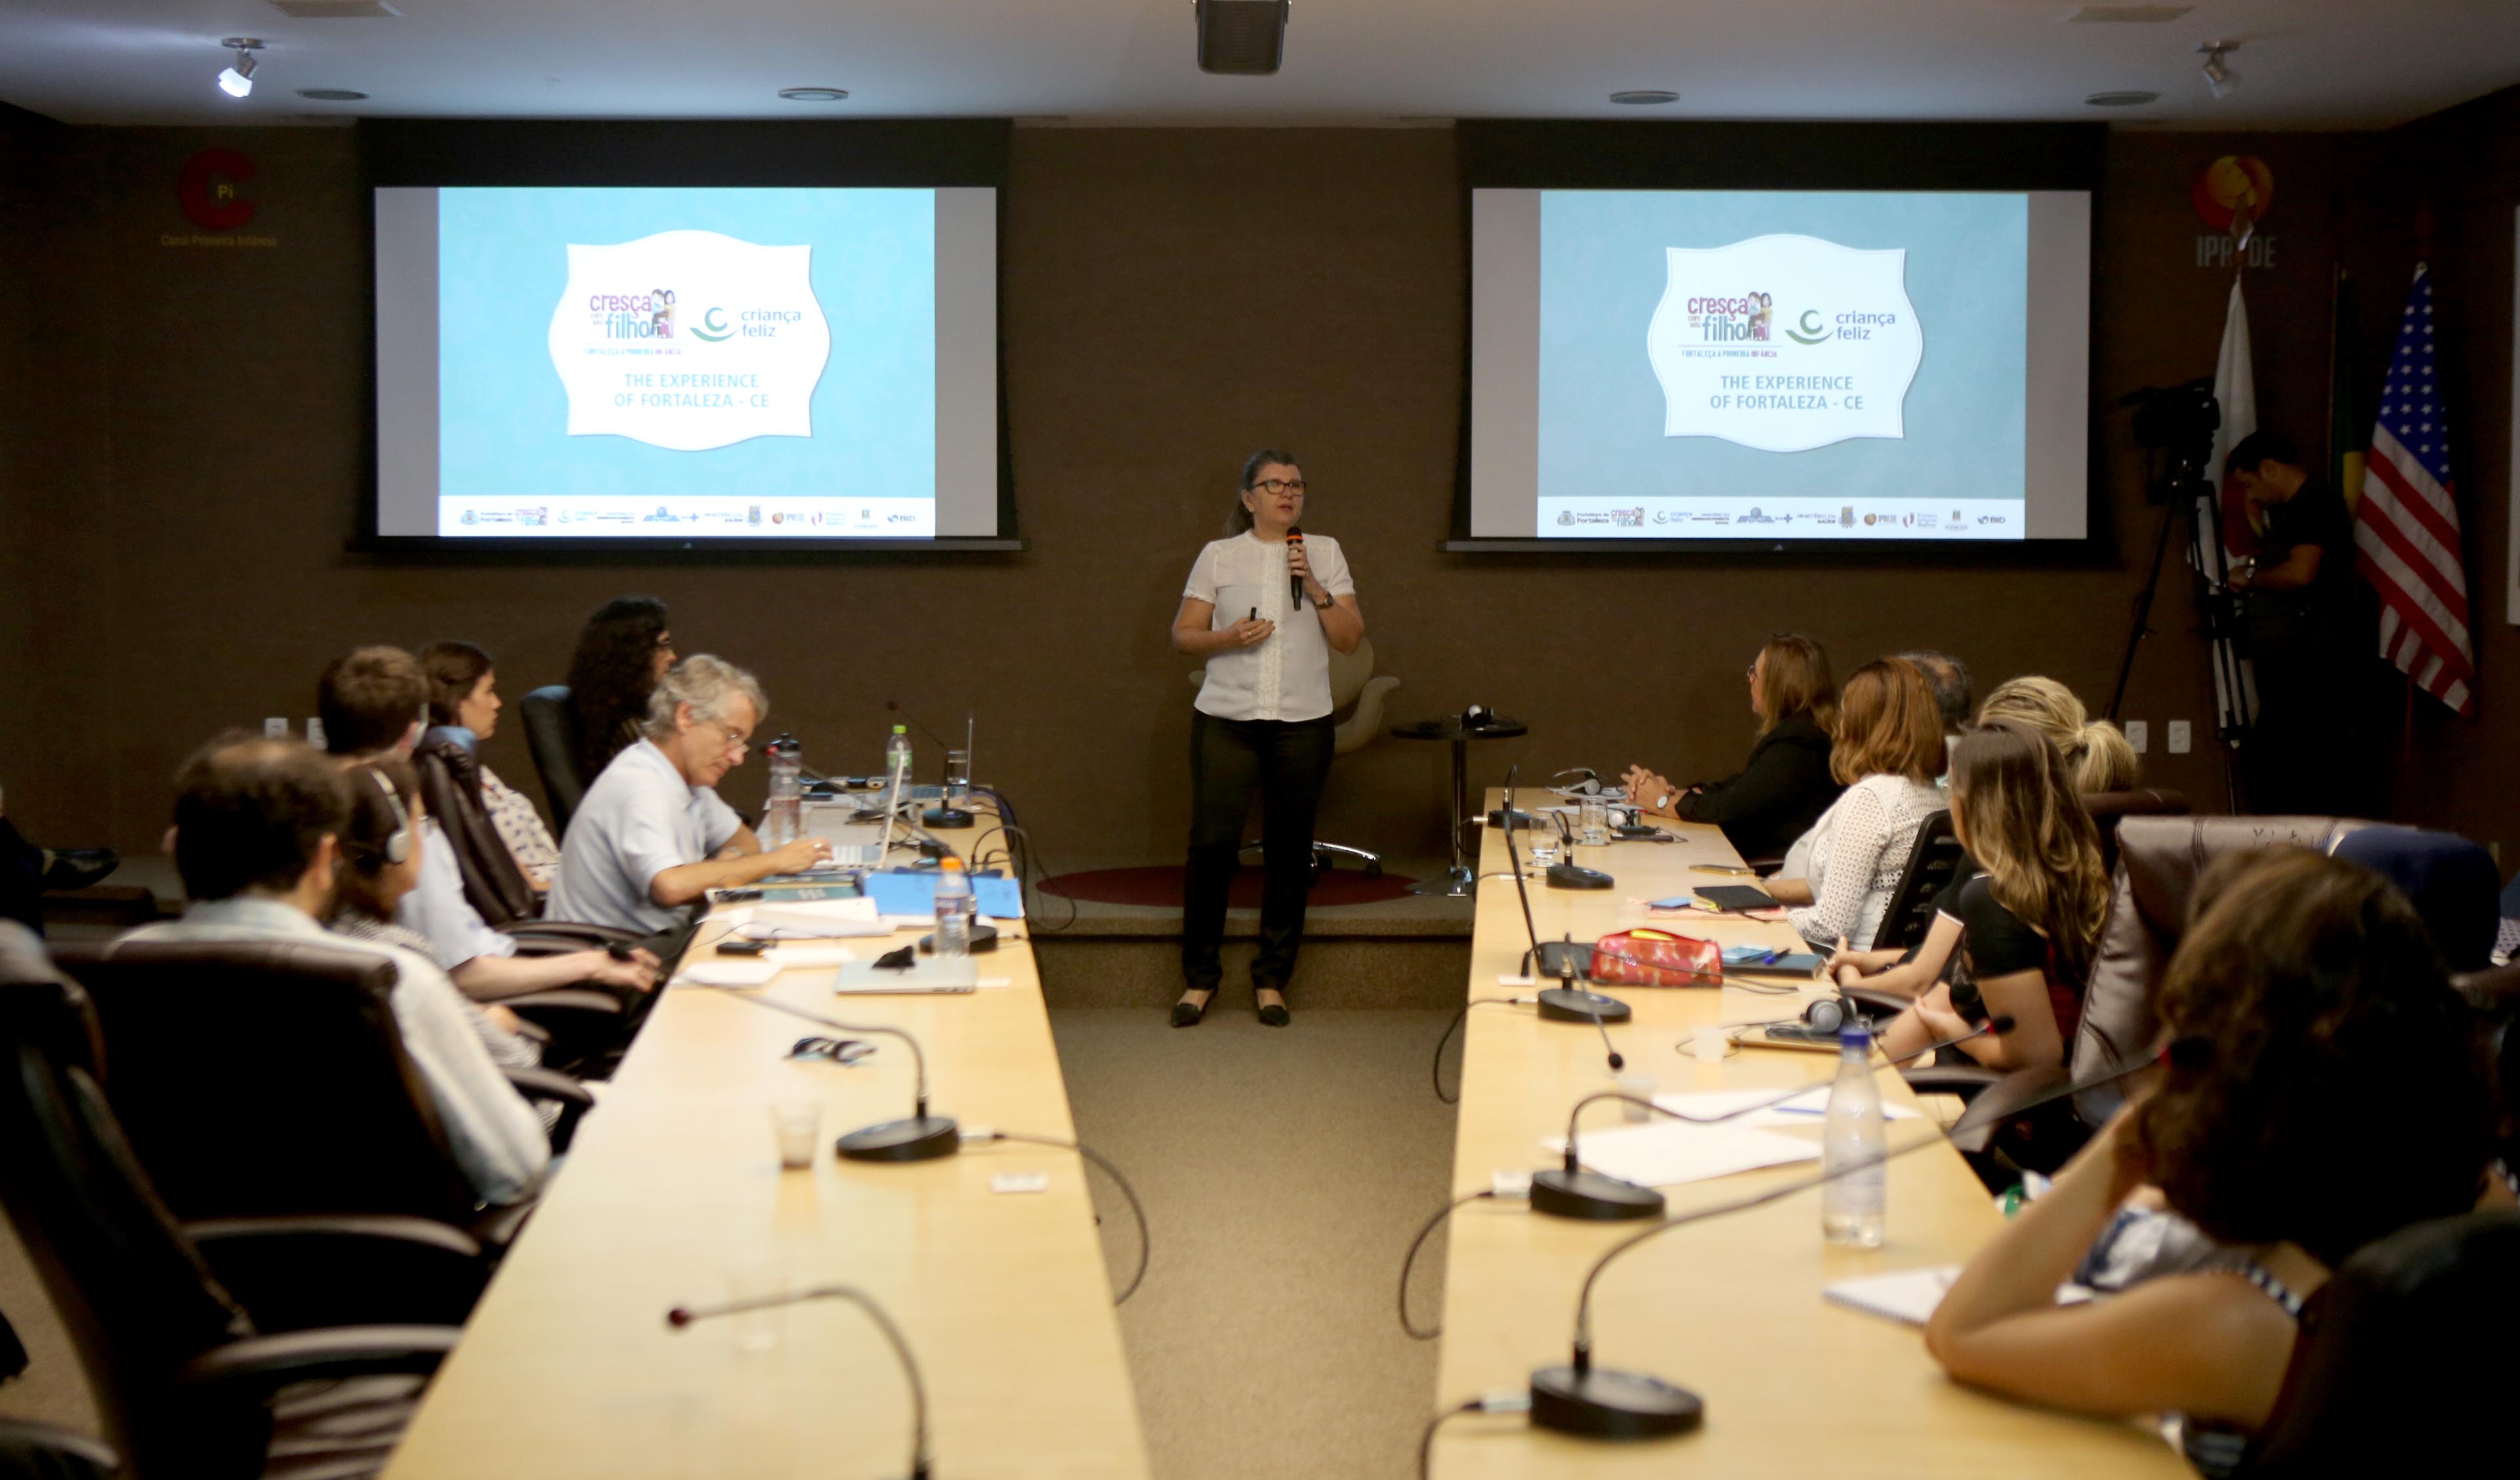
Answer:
[
  {"xmin": 2226, "ymin": 432, "xmax": 2367, "ymax": 815},
  {"xmin": 1167, "ymin": 450, "xmax": 1364, "ymax": 1030}
]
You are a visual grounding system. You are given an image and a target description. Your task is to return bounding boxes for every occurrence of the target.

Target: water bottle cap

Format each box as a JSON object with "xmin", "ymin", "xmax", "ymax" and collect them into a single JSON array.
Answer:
[
  {"xmin": 1839, "ymin": 1025, "xmax": 1872, "ymax": 1050},
  {"xmin": 938, "ymin": 856, "xmax": 963, "ymax": 871},
  {"xmin": 891, "ymin": 725, "xmax": 908, "ymax": 734}
]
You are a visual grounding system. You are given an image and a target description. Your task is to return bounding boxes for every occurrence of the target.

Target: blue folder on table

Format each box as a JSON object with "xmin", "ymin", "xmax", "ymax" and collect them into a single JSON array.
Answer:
[{"xmin": 862, "ymin": 870, "xmax": 1026, "ymax": 920}]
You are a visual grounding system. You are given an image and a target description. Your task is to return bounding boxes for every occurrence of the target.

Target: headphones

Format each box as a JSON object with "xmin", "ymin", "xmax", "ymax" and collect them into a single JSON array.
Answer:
[
  {"xmin": 350, "ymin": 769, "xmax": 415, "ymax": 869},
  {"xmin": 1553, "ymin": 767, "xmax": 1606, "ymax": 796},
  {"xmin": 1462, "ymin": 704, "xmax": 1494, "ymax": 728}
]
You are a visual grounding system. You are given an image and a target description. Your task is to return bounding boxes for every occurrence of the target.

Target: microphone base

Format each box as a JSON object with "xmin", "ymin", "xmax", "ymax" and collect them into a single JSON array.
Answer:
[
  {"xmin": 922, "ymin": 806, "xmax": 975, "ymax": 829},
  {"xmin": 1530, "ymin": 1365, "xmax": 1703, "ymax": 1439},
  {"xmin": 1546, "ymin": 863, "xmax": 1614, "ymax": 890},
  {"xmin": 835, "ymin": 1115, "xmax": 961, "ymax": 1163},
  {"xmin": 1536, "ymin": 987, "xmax": 1631, "ymax": 1025},
  {"xmin": 1527, "ymin": 939, "xmax": 1594, "ymax": 981},
  {"xmin": 1529, "ymin": 1168, "xmax": 1666, "ymax": 1222}
]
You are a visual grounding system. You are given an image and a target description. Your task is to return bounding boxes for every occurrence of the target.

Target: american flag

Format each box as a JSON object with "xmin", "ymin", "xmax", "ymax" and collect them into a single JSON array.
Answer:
[{"xmin": 2353, "ymin": 266, "xmax": 2473, "ymax": 716}]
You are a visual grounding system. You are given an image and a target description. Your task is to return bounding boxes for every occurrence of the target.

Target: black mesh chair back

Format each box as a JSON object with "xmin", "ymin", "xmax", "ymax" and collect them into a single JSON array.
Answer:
[
  {"xmin": 1870, "ymin": 810, "xmax": 1967, "ymax": 953},
  {"xmin": 2248, "ymin": 1211, "xmax": 2520, "ymax": 1477},
  {"xmin": 0, "ymin": 924, "xmax": 268, "ymax": 1477},
  {"xmin": 2074, "ymin": 815, "xmax": 2369, "ymax": 1126},
  {"xmin": 52, "ymin": 939, "xmax": 483, "ymax": 1229},
  {"xmin": 517, "ymin": 685, "xmax": 586, "ymax": 835}
]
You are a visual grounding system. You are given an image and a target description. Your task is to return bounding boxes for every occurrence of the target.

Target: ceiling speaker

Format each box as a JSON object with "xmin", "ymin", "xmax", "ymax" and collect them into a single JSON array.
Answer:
[{"xmin": 1195, "ymin": 0, "xmax": 1290, "ymax": 75}]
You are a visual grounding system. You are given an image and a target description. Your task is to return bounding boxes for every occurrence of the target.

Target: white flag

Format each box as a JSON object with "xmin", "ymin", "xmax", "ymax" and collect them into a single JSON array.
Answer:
[{"xmin": 2205, "ymin": 278, "xmax": 2257, "ymax": 562}]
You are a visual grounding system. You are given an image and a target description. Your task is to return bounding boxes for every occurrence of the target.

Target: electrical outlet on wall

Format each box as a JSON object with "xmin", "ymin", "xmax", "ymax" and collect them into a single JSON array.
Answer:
[
  {"xmin": 263, "ymin": 717, "xmax": 289, "ymax": 740},
  {"xmin": 2124, "ymin": 720, "xmax": 2149, "ymax": 754},
  {"xmin": 306, "ymin": 718, "xmax": 327, "ymax": 752},
  {"xmin": 2167, "ymin": 720, "xmax": 2192, "ymax": 754}
]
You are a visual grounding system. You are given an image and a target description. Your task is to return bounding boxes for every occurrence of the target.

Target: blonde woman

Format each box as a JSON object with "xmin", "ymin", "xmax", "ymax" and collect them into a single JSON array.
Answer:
[
  {"xmin": 1763, "ymin": 657, "xmax": 1945, "ymax": 950},
  {"xmin": 1621, "ymin": 633, "xmax": 1841, "ymax": 861},
  {"xmin": 1838, "ymin": 721, "xmax": 2112, "ymax": 1071},
  {"xmin": 1976, "ymin": 676, "xmax": 2139, "ymax": 794}
]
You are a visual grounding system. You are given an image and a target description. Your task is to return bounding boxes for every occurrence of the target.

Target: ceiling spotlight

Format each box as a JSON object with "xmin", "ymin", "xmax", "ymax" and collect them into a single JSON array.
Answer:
[
  {"xmin": 1608, "ymin": 90, "xmax": 1680, "ymax": 106},
  {"xmin": 2197, "ymin": 39, "xmax": 2239, "ymax": 100},
  {"xmin": 2085, "ymin": 90, "xmax": 2159, "ymax": 107},
  {"xmin": 778, "ymin": 87, "xmax": 850, "ymax": 102},
  {"xmin": 217, "ymin": 38, "xmax": 263, "ymax": 98}
]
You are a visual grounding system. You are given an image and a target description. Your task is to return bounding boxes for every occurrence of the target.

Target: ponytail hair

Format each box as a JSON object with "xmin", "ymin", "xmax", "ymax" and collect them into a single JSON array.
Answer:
[{"xmin": 1975, "ymin": 676, "xmax": 2141, "ymax": 793}]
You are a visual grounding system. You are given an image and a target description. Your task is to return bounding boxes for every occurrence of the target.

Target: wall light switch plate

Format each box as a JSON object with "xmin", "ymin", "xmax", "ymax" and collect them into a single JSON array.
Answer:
[
  {"xmin": 2167, "ymin": 720, "xmax": 2192, "ymax": 754},
  {"xmin": 262, "ymin": 718, "xmax": 288, "ymax": 740},
  {"xmin": 2124, "ymin": 720, "xmax": 2149, "ymax": 754},
  {"xmin": 306, "ymin": 718, "xmax": 327, "ymax": 751}
]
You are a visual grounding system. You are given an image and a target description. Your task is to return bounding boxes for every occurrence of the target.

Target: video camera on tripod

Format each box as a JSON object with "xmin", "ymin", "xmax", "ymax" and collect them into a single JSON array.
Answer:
[{"xmin": 2123, "ymin": 379, "xmax": 2219, "ymax": 492}]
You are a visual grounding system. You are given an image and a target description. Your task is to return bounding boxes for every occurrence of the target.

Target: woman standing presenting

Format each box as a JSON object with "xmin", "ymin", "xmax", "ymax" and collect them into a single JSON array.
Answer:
[{"xmin": 1169, "ymin": 451, "xmax": 1364, "ymax": 1028}]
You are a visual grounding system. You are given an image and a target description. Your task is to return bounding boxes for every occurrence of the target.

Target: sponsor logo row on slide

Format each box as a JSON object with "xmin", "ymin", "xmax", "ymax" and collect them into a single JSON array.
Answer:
[
  {"xmin": 439, "ymin": 495, "xmax": 934, "ymax": 538},
  {"xmin": 1537, "ymin": 498, "xmax": 2023, "ymax": 538}
]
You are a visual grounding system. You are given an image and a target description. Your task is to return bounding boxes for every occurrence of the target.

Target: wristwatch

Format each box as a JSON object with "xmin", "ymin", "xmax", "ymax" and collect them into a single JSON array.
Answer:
[
  {"xmin": 1311, "ymin": 592, "xmax": 1332, "ymax": 610},
  {"xmin": 1652, "ymin": 792, "xmax": 1673, "ymax": 812}
]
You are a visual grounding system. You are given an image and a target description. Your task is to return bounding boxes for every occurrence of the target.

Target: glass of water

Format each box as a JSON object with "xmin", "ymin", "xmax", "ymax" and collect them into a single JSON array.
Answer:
[
  {"xmin": 1579, "ymin": 796, "xmax": 1611, "ymax": 847},
  {"xmin": 943, "ymin": 749, "xmax": 972, "ymax": 805}
]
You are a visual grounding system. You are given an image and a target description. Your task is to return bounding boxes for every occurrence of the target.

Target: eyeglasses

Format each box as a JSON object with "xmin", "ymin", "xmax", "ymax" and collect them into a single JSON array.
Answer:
[
  {"xmin": 788, "ymin": 1036, "xmax": 874, "ymax": 1065},
  {"xmin": 1251, "ymin": 479, "xmax": 1307, "ymax": 497}
]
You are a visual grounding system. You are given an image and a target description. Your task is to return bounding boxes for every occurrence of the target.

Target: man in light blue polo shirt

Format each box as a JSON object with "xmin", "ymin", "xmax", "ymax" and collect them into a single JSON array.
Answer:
[{"xmin": 548, "ymin": 655, "xmax": 831, "ymax": 935}]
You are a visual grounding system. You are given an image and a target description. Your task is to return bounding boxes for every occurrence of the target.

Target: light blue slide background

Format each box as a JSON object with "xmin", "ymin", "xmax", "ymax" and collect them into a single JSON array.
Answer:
[
  {"xmin": 1537, "ymin": 191, "xmax": 2028, "ymax": 504},
  {"xmin": 437, "ymin": 188, "xmax": 936, "ymax": 503}
]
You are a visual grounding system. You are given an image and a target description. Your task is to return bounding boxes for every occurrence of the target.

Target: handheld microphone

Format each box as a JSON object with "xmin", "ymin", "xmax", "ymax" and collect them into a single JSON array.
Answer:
[
  {"xmin": 1286, "ymin": 524, "xmax": 1305, "ymax": 606},
  {"xmin": 667, "ymin": 1284, "xmax": 930, "ymax": 1479},
  {"xmin": 1529, "ymin": 1016, "xmax": 2017, "ymax": 1223},
  {"xmin": 1526, "ymin": 1045, "xmax": 2158, "ymax": 1441},
  {"xmin": 690, "ymin": 982, "xmax": 960, "ymax": 1162}
]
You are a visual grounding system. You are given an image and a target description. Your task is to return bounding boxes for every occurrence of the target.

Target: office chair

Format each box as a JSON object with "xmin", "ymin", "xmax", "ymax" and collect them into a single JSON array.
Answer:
[
  {"xmin": 2078, "ymin": 787, "xmax": 2189, "ymax": 878},
  {"xmin": 1190, "ymin": 634, "xmax": 1400, "ymax": 875},
  {"xmin": 1868, "ymin": 810, "xmax": 1969, "ymax": 954},
  {"xmin": 1937, "ymin": 815, "xmax": 2374, "ymax": 1174},
  {"xmin": 0, "ymin": 924, "xmax": 461, "ymax": 1480},
  {"xmin": 413, "ymin": 725, "xmax": 541, "ymax": 929},
  {"xmin": 54, "ymin": 939, "xmax": 589, "ymax": 1256},
  {"xmin": 517, "ymin": 685, "xmax": 587, "ymax": 835},
  {"xmin": 2246, "ymin": 1210, "xmax": 2520, "ymax": 1477},
  {"xmin": 0, "ymin": 1423, "xmax": 112, "ymax": 1480}
]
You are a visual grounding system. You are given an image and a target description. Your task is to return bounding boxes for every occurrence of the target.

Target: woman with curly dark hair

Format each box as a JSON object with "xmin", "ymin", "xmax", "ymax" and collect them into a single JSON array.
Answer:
[
  {"xmin": 564, "ymin": 596, "xmax": 675, "ymax": 785},
  {"xmin": 1924, "ymin": 847, "xmax": 2493, "ymax": 1475}
]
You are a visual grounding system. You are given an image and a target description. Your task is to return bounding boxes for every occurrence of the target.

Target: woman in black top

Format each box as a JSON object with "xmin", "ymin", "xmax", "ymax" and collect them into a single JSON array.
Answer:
[
  {"xmin": 1622, "ymin": 632, "xmax": 1841, "ymax": 862},
  {"xmin": 564, "ymin": 596, "xmax": 677, "ymax": 785}
]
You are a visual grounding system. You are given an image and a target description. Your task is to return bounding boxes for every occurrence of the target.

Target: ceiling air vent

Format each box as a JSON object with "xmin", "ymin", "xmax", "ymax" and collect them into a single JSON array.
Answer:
[
  {"xmin": 2065, "ymin": 5, "xmax": 2191, "ymax": 21},
  {"xmin": 267, "ymin": 1, "xmax": 403, "ymax": 18},
  {"xmin": 1195, "ymin": 0, "xmax": 1291, "ymax": 76}
]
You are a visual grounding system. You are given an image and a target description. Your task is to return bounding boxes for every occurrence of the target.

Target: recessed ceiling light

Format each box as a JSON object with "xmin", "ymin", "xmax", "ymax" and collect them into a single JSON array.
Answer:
[
  {"xmin": 1608, "ymin": 90, "xmax": 1679, "ymax": 106},
  {"xmin": 2085, "ymin": 90, "xmax": 2159, "ymax": 107},
  {"xmin": 296, "ymin": 88, "xmax": 368, "ymax": 101},
  {"xmin": 778, "ymin": 87, "xmax": 850, "ymax": 102}
]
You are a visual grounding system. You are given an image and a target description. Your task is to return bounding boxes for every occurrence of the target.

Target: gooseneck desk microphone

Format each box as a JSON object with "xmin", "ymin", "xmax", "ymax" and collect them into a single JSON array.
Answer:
[
  {"xmin": 1499, "ymin": 767, "xmax": 1629, "ymax": 1032},
  {"xmin": 1522, "ymin": 1048, "xmax": 2166, "ymax": 1441},
  {"xmin": 1526, "ymin": 1015, "xmax": 2016, "ymax": 1223},
  {"xmin": 694, "ymin": 981, "xmax": 961, "ymax": 1162},
  {"xmin": 667, "ymin": 1283, "xmax": 930, "ymax": 1479}
]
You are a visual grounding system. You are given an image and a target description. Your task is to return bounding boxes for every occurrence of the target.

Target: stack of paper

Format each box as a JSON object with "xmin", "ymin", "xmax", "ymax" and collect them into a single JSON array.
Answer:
[
  {"xmin": 1540, "ymin": 1120, "xmax": 1819, "ymax": 1187},
  {"xmin": 1652, "ymin": 1086, "xmax": 1925, "ymax": 1128}
]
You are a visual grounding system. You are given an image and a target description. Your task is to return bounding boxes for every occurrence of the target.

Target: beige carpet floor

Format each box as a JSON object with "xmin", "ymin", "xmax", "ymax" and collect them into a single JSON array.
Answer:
[{"xmin": 1049, "ymin": 1006, "xmax": 1459, "ymax": 1480}]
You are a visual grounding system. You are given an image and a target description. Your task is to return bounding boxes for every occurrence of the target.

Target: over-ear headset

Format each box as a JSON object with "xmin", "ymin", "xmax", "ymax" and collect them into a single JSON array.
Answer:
[
  {"xmin": 349, "ymin": 769, "xmax": 414, "ymax": 869},
  {"xmin": 1553, "ymin": 768, "xmax": 1606, "ymax": 796},
  {"xmin": 1462, "ymin": 704, "xmax": 1494, "ymax": 728}
]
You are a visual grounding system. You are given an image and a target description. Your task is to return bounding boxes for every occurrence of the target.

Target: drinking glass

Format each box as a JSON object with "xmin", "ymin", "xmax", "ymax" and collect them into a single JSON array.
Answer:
[
  {"xmin": 944, "ymin": 749, "xmax": 972, "ymax": 804},
  {"xmin": 1579, "ymin": 796, "xmax": 1611, "ymax": 847}
]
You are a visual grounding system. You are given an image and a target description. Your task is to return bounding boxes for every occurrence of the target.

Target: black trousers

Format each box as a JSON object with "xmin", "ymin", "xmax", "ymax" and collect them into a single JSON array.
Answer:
[
  {"xmin": 1181, "ymin": 711, "xmax": 1336, "ymax": 995},
  {"xmin": 0, "ymin": 817, "xmax": 43, "ymax": 937}
]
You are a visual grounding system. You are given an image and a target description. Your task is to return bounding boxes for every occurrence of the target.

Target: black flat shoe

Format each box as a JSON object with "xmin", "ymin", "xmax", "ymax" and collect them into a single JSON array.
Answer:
[
  {"xmin": 1171, "ymin": 989, "xmax": 1215, "ymax": 1028},
  {"xmin": 1255, "ymin": 989, "xmax": 1290, "ymax": 1028}
]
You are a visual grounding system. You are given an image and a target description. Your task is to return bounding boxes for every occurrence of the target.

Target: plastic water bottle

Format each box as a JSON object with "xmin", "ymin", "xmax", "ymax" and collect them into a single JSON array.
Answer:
[
  {"xmin": 1820, "ymin": 1025, "xmax": 1887, "ymax": 1248},
  {"xmin": 763, "ymin": 734, "xmax": 803, "ymax": 848},
  {"xmin": 884, "ymin": 724, "xmax": 914, "ymax": 792},
  {"xmin": 933, "ymin": 857, "xmax": 975, "ymax": 958}
]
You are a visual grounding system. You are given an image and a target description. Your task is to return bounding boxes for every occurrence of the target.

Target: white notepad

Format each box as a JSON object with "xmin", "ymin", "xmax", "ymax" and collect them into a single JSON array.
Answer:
[
  {"xmin": 1653, "ymin": 1086, "xmax": 1925, "ymax": 1128},
  {"xmin": 831, "ymin": 957, "xmax": 978, "ymax": 995},
  {"xmin": 1540, "ymin": 1120, "xmax": 1820, "ymax": 1188},
  {"xmin": 675, "ymin": 958, "xmax": 781, "ymax": 989},
  {"xmin": 1822, "ymin": 1266, "xmax": 1960, "ymax": 1326}
]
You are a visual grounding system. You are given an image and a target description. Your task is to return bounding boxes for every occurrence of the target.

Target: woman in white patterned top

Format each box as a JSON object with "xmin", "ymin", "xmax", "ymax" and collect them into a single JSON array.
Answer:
[
  {"xmin": 1167, "ymin": 450, "xmax": 1365, "ymax": 1029},
  {"xmin": 419, "ymin": 641, "xmax": 562, "ymax": 888},
  {"xmin": 1766, "ymin": 657, "xmax": 1946, "ymax": 950}
]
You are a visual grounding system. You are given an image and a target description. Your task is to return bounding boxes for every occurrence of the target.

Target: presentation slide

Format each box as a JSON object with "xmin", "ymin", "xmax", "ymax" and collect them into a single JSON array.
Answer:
[
  {"xmin": 1469, "ymin": 188, "xmax": 2090, "ymax": 541},
  {"xmin": 374, "ymin": 186, "xmax": 999, "ymax": 540}
]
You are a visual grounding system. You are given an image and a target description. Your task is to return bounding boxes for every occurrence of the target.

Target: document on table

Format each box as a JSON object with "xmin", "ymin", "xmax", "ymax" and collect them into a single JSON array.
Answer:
[
  {"xmin": 1541, "ymin": 1120, "xmax": 1819, "ymax": 1188},
  {"xmin": 744, "ymin": 897, "xmax": 895, "ymax": 939},
  {"xmin": 1653, "ymin": 1086, "xmax": 1925, "ymax": 1128},
  {"xmin": 1824, "ymin": 1267, "xmax": 2094, "ymax": 1327}
]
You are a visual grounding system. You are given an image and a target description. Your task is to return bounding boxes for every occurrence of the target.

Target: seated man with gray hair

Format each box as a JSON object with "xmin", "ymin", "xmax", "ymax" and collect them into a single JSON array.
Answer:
[{"xmin": 547, "ymin": 655, "xmax": 831, "ymax": 935}]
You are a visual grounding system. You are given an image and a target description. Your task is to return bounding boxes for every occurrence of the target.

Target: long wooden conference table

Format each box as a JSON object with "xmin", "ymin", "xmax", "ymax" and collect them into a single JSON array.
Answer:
[
  {"xmin": 382, "ymin": 815, "xmax": 1150, "ymax": 1479},
  {"xmin": 1427, "ymin": 792, "xmax": 2185, "ymax": 1477}
]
